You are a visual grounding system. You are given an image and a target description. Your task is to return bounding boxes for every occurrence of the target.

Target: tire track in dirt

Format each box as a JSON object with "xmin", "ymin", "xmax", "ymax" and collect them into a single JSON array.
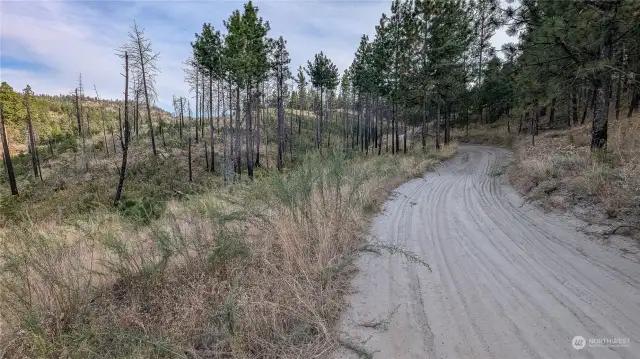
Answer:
[{"xmin": 334, "ymin": 145, "xmax": 640, "ymax": 359}]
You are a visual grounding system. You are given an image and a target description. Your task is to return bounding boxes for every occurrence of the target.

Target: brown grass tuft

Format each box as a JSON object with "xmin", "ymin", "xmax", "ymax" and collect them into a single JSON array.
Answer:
[
  {"xmin": 0, "ymin": 143, "xmax": 457, "ymax": 358},
  {"xmin": 507, "ymin": 118, "xmax": 640, "ymax": 222}
]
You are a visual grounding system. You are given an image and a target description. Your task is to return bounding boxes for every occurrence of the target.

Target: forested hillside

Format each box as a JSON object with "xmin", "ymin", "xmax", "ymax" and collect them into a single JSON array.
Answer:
[{"xmin": 0, "ymin": 81, "xmax": 170, "ymax": 155}]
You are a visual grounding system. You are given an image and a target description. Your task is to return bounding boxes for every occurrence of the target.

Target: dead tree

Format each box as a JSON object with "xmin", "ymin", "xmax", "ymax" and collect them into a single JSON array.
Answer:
[
  {"xmin": 23, "ymin": 86, "xmax": 40, "ymax": 179},
  {"xmin": 188, "ymin": 137, "xmax": 193, "ymax": 182},
  {"xmin": 94, "ymin": 85, "xmax": 109, "ymax": 156},
  {"xmin": 0, "ymin": 104, "xmax": 18, "ymax": 195},
  {"xmin": 114, "ymin": 52, "xmax": 131, "ymax": 206},
  {"xmin": 179, "ymin": 97, "xmax": 185, "ymax": 139},
  {"xmin": 123, "ymin": 21, "xmax": 158, "ymax": 156}
]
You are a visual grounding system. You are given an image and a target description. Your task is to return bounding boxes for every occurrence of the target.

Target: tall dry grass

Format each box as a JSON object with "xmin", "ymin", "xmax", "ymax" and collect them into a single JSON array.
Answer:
[
  {"xmin": 0, "ymin": 143, "xmax": 457, "ymax": 358},
  {"xmin": 507, "ymin": 118, "xmax": 640, "ymax": 222}
]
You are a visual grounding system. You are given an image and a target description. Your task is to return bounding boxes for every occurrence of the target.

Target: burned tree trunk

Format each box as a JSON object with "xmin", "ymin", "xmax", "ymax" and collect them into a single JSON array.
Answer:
[
  {"xmin": 0, "ymin": 104, "xmax": 18, "ymax": 195},
  {"xmin": 209, "ymin": 75, "xmax": 215, "ymax": 172},
  {"xmin": 549, "ymin": 98, "xmax": 556, "ymax": 127},
  {"xmin": 114, "ymin": 52, "xmax": 131, "ymax": 206},
  {"xmin": 179, "ymin": 97, "xmax": 185, "ymax": 139},
  {"xmin": 572, "ymin": 88, "xmax": 579, "ymax": 126},
  {"xmin": 246, "ymin": 86, "xmax": 254, "ymax": 180},
  {"xmin": 435, "ymin": 102, "xmax": 441, "ymax": 151},
  {"xmin": 75, "ymin": 88, "xmax": 83, "ymax": 136},
  {"xmin": 188, "ymin": 137, "xmax": 193, "ymax": 183},
  {"xmin": 276, "ymin": 79, "xmax": 284, "ymax": 172},
  {"xmin": 204, "ymin": 141, "xmax": 209, "ymax": 171},
  {"xmin": 591, "ymin": 40, "xmax": 612, "ymax": 150},
  {"xmin": 24, "ymin": 87, "xmax": 39, "ymax": 179}
]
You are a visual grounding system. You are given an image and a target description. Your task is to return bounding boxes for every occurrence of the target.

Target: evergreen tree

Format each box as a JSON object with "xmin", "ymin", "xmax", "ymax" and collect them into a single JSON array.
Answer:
[{"xmin": 306, "ymin": 51, "xmax": 339, "ymax": 151}]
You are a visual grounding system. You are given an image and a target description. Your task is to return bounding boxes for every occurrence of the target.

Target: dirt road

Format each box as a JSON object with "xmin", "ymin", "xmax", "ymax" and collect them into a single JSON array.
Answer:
[{"xmin": 335, "ymin": 146, "xmax": 640, "ymax": 359}]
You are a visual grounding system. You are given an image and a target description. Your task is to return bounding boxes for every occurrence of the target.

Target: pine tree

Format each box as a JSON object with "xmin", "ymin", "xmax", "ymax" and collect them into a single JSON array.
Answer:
[
  {"xmin": 306, "ymin": 51, "xmax": 339, "ymax": 152},
  {"xmin": 272, "ymin": 36, "xmax": 291, "ymax": 172}
]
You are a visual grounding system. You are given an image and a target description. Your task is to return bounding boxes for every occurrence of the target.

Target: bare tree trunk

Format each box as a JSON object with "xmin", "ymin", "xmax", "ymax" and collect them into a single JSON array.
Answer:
[
  {"xmin": 101, "ymin": 108, "xmax": 109, "ymax": 156},
  {"xmin": 422, "ymin": 94, "xmax": 427, "ymax": 149},
  {"xmin": 435, "ymin": 102, "xmax": 441, "ymax": 151},
  {"xmin": 75, "ymin": 88, "xmax": 83, "ymax": 136},
  {"xmin": 582, "ymin": 85, "xmax": 590, "ymax": 125},
  {"xmin": 195, "ymin": 71, "xmax": 199, "ymax": 144},
  {"xmin": 114, "ymin": 52, "xmax": 130, "ymax": 206},
  {"xmin": 628, "ymin": 80, "xmax": 639, "ymax": 118},
  {"xmin": 403, "ymin": 100, "xmax": 407, "ymax": 154},
  {"xmin": 179, "ymin": 97, "xmax": 185, "ymax": 139},
  {"xmin": 0, "ymin": 104, "xmax": 18, "ymax": 195},
  {"xmin": 572, "ymin": 87, "xmax": 579, "ymax": 126},
  {"xmin": 75, "ymin": 88, "xmax": 88, "ymax": 172},
  {"xmin": 204, "ymin": 141, "xmax": 209, "ymax": 171},
  {"xmin": 223, "ymin": 81, "xmax": 228, "ymax": 181},
  {"xmin": 137, "ymin": 44, "xmax": 157, "ymax": 156},
  {"xmin": 255, "ymin": 82, "xmax": 261, "ymax": 168},
  {"xmin": 327, "ymin": 92, "xmax": 332, "ymax": 148},
  {"xmin": 111, "ymin": 125, "xmax": 117, "ymax": 154},
  {"xmin": 209, "ymin": 74, "xmax": 215, "ymax": 172},
  {"xmin": 318, "ymin": 88, "xmax": 323, "ymax": 152},
  {"xmin": 377, "ymin": 97, "xmax": 382, "ymax": 156},
  {"xmin": 134, "ymin": 79, "xmax": 140, "ymax": 138},
  {"xmin": 615, "ymin": 49, "xmax": 623, "ymax": 120},
  {"xmin": 277, "ymin": 79, "xmax": 285, "ymax": 172},
  {"xmin": 445, "ymin": 103, "xmax": 451, "ymax": 145},
  {"xmin": 246, "ymin": 86, "xmax": 254, "ymax": 179},
  {"xmin": 591, "ymin": 67, "xmax": 610, "ymax": 149},
  {"xmin": 201, "ymin": 75, "xmax": 206, "ymax": 140},
  {"xmin": 235, "ymin": 87, "xmax": 241, "ymax": 177},
  {"xmin": 229, "ymin": 83, "xmax": 234, "ymax": 176},
  {"xmin": 188, "ymin": 137, "xmax": 193, "ymax": 183},
  {"xmin": 24, "ymin": 89, "xmax": 39, "ymax": 179},
  {"xmin": 549, "ymin": 97, "xmax": 556, "ymax": 127},
  {"xmin": 264, "ymin": 83, "xmax": 269, "ymax": 170}
]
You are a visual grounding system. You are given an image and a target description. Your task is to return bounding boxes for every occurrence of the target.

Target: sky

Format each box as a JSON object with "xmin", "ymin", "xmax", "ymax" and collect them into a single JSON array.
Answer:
[{"xmin": 0, "ymin": 0, "xmax": 513, "ymax": 110}]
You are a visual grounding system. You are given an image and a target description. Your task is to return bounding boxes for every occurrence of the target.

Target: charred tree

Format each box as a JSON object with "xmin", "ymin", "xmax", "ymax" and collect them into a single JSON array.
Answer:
[
  {"xmin": 114, "ymin": 51, "xmax": 131, "ymax": 206},
  {"xmin": 0, "ymin": 104, "xmax": 18, "ymax": 195}
]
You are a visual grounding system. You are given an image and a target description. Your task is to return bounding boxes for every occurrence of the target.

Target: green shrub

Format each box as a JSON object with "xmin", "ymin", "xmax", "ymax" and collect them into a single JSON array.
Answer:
[{"xmin": 117, "ymin": 196, "xmax": 166, "ymax": 224}]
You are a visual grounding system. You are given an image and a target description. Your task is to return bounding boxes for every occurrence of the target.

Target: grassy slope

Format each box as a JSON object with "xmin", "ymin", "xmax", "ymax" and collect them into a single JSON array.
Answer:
[
  {"xmin": 507, "ymin": 119, "xmax": 640, "ymax": 229},
  {"xmin": 0, "ymin": 102, "xmax": 457, "ymax": 358}
]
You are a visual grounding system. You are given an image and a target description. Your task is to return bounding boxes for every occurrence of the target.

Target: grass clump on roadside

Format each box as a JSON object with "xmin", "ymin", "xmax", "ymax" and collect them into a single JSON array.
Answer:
[
  {"xmin": 0, "ymin": 143, "xmax": 457, "ymax": 359},
  {"xmin": 507, "ymin": 119, "xmax": 640, "ymax": 222}
]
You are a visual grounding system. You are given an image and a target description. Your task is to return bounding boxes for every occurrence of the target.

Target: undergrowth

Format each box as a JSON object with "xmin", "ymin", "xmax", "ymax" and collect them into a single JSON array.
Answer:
[
  {"xmin": 506, "ymin": 117, "xmax": 640, "ymax": 225},
  {"xmin": 0, "ymin": 143, "xmax": 457, "ymax": 358}
]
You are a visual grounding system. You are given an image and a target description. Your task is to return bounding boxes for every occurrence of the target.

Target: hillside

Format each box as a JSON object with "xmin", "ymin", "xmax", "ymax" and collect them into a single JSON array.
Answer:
[{"xmin": 0, "ymin": 81, "xmax": 170, "ymax": 155}]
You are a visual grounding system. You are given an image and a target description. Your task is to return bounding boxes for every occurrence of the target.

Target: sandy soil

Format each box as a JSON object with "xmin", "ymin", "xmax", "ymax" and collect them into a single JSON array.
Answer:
[{"xmin": 335, "ymin": 145, "xmax": 640, "ymax": 359}]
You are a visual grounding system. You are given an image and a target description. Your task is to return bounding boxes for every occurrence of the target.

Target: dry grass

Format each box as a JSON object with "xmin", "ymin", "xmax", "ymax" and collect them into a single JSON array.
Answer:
[
  {"xmin": 452, "ymin": 121, "xmax": 517, "ymax": 147},
  {"xmin": 0, "ymin": 142, "xmax": 457, "ymax": 358},
  {"xmin": 507, "ymin": 118, "xmax": 640, "ymax": 222}
]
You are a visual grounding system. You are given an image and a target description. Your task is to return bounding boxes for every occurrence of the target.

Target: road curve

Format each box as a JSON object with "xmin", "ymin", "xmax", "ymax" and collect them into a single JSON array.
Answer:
[{"xmin": 335, "ymin": 145, "xmax": 640, "ymax": 359}]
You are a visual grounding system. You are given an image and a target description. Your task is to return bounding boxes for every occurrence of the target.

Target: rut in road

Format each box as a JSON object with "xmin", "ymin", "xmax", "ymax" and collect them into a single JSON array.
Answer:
[{"xmin": 335, "ymin": 145, "xmax": 640, "ymax": 359}]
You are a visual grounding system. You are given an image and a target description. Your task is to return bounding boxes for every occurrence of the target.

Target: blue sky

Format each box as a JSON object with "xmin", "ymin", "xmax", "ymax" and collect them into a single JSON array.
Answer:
[{"xmin": 0, "ymin": 0, "xmax": 512, "ymax": 110}]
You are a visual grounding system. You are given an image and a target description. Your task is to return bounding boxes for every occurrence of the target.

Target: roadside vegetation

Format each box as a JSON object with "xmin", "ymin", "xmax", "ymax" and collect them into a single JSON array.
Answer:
[
  {"xmin": 508, "ymin": 117, "xmax": 640, "ymax": 228},
  {"xmin": 0, "ymin": 141, "xmax": 455, "ymax": 358}
]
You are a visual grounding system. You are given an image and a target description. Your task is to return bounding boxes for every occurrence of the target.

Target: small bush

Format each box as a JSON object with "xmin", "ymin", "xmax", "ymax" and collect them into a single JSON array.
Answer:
[{"xmin": 118, "ymin": 196, "xmax": 166, "ymax": 224}]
